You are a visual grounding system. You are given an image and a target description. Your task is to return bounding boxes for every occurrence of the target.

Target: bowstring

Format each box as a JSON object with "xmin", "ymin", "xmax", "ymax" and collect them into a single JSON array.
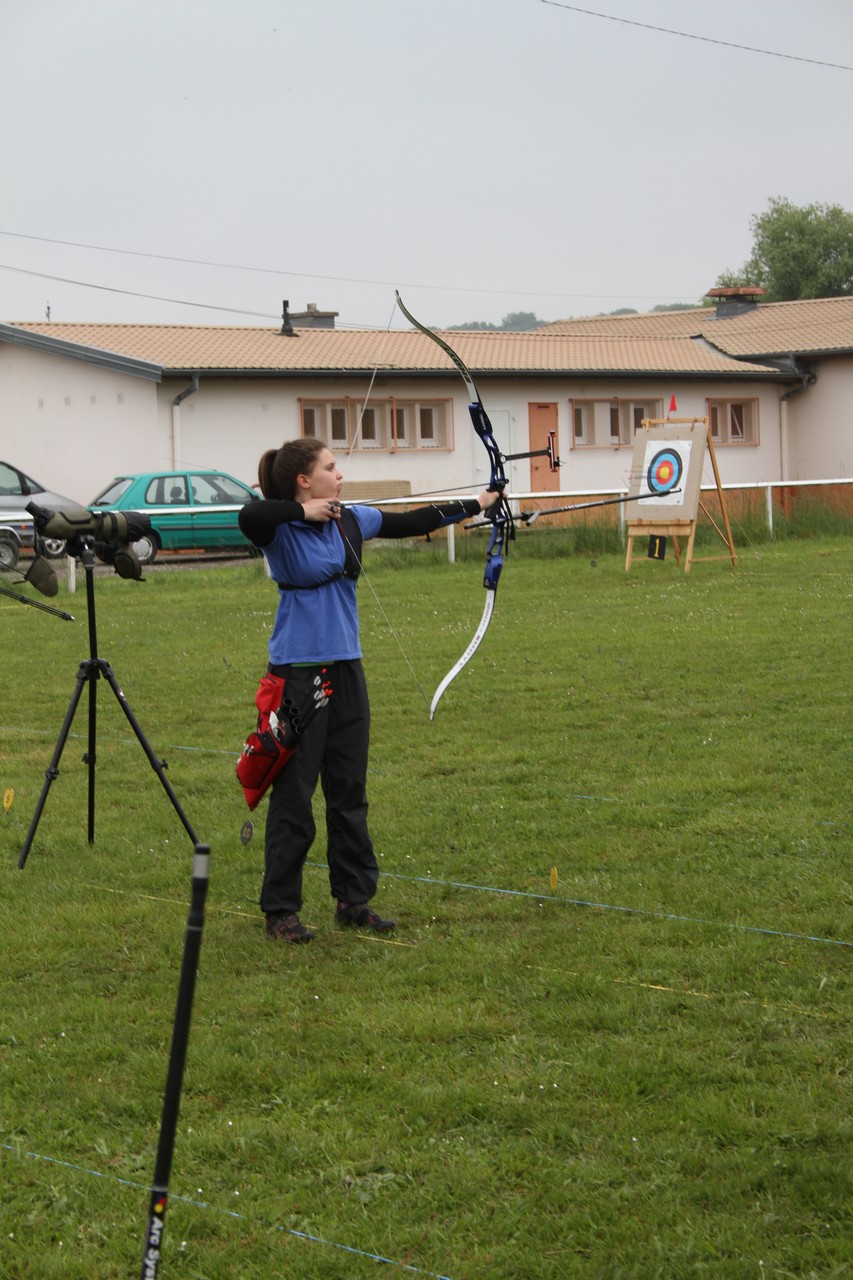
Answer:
[
  {"xmin": 340, "ymin": 293, "xmax": 432, "ymax": 710},
  {"xmin": 335, "ymin": 515, "xmax": 432, "ymax": 711},
  {"xmin": 348, "ymin": 298, "xmax": 398, "ymax": 457}
]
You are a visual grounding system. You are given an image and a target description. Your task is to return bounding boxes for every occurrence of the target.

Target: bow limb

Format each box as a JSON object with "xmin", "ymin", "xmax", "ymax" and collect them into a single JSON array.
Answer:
[
  {"xmin": 429, "ymin": 588, "xmax": 495, "ymax": 721},
  {"xmin": 396, "ymin": 291, "xmax": 514, "ymax": 717}
]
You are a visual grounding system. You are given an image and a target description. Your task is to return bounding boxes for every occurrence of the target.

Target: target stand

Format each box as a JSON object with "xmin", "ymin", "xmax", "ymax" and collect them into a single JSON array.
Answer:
[
  {"xmin": 624, "ymin": 418, "xmax": 736, "ymax": 574},
  {"xmin": 625, "ymin": 515, "xmax": 699, "ymax": 572}
]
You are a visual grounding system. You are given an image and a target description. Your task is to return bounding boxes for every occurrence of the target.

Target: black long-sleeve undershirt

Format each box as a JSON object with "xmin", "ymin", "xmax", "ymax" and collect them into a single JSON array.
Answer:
[{"xmin": 238, "ymin": 498, "xmax": 480, "ymax": 549}]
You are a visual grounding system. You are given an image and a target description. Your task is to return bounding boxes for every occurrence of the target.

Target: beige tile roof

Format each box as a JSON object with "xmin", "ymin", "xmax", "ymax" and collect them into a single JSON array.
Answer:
[
  {"xmin": 6, "ymin": 321, "xmax": 779, "ymax": 377},
  {"xmin": 538, "ymin": 295, "xmax": 853, "ymax": 357},
  {"xmin": 538, "ymin": 308, "xmax": 714, "ymax": 337}
]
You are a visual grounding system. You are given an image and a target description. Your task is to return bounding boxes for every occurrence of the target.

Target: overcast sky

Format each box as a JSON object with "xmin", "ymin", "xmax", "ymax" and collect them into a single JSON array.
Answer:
[{"xmin": 1, "ymin": 0, "xmax": 852, "ymax": 331}]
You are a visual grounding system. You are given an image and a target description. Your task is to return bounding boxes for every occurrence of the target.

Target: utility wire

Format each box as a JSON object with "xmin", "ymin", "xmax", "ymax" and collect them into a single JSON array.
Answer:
[
  {"xmin": 0, "ymin": 263, "xmax": 279, "ymax": 322},
  {"xmin": 0, "ymin": 260, "xmax": 700, "ymax": 327},
  {"xmin": 0, "ymin": 231, "xmax": 700, "ymax": 305},
  {"xmin": 538, "ymin": 1, "xmax": 853, "ymax": 72}
]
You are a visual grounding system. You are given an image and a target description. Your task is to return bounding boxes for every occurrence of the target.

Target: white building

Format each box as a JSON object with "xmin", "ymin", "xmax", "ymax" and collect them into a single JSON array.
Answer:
[{"xmin": 1, "ymin": 290, "xmax": 850, "ymax": 507}]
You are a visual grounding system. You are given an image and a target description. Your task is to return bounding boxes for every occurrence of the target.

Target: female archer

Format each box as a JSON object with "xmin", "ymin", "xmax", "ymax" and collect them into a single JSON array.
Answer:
[{"xmin": 238, "ymin": 437, "xmax": 499, "ymax": 943}]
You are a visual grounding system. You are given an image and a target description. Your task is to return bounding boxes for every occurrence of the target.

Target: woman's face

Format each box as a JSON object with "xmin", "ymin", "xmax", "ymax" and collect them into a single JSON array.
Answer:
[{"xmin": 301, "ymin": 447, "xmax": 343, "ymax": 501}]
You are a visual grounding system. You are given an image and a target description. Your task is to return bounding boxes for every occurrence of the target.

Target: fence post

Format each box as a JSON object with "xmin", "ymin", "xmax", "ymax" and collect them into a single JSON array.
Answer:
[{"xmin": 765, "ymin": 484, "xmax": 774, "ymax": 538}]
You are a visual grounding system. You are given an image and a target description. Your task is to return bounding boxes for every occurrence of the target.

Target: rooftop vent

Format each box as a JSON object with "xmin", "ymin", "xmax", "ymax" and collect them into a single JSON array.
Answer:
[
  {"xmin": 706, "ymin": 286, "xmax": 765, "ymax": 319},
  {"xmin": 290, "ymin": 302, "xmax": 339, "ymax": 329}
]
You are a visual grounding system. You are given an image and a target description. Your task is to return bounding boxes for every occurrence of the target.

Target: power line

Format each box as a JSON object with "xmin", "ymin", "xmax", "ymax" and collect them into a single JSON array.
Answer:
[
  {"xmin": 0, "ymin": 259, "xmax": 702, "ymax": 326},
  {"xmin": 0, "ymin": 231, "xmax": 701, "ymax": 306},
  {"xmin": 538, "ymin": 0, "xmax": 853, "ymax": 72},
  {"xmin": 0, "ymin": 263, "xmax": 280, "ymax": 322}
]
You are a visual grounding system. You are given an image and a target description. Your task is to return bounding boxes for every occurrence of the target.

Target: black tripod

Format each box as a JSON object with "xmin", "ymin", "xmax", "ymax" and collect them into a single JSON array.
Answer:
[{"xmin": 18, "ymin": 537, "xmax": 199, "ymax": 868}]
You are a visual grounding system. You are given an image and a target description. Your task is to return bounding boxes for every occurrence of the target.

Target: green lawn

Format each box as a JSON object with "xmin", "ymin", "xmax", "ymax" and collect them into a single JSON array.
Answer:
[{"xmin": 1, "ymin": 534, "xmax": 850, "ymax": 1279}]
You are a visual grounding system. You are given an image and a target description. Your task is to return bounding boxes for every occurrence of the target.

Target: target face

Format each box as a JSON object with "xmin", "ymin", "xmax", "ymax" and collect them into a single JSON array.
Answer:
[
  {"xmin": 647, "ymin": 449, "xmax": 682, "ymax": 494},
  {"xmin": 639, "ymin": 439, "xmax": 691, "ymax": 506}
]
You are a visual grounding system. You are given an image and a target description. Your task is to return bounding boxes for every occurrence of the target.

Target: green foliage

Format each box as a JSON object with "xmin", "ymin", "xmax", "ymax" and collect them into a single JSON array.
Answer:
[
  {"xmin": 0, "ymin": 541, "xmax": 850, "ymax": 1278},
  {"xmin": 449, "ymin": 311, "xmax": 545, "ymax": 331},
  {"xmin": 716, "ymin": 195, "xmax": 853, "ymax": 301}
]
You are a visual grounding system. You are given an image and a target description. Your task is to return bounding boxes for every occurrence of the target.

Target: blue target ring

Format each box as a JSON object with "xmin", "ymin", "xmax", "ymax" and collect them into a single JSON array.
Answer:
[{"xmin": 646, "ymin": 448, "xmax": 683, "ymax": 495}]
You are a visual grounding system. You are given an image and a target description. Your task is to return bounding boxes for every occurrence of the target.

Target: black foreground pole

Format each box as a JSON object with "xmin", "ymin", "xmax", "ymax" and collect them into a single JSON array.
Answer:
[{"xmin": 140, "ymin": 842, "xmax": 211, "ymax": 1280}]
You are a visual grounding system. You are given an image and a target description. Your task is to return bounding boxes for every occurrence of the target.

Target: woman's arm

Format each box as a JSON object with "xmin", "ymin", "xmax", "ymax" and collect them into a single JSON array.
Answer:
[
  {"xmin": 238, "ymin": 498, "xmax": 305, "ymax": 548},
  {"xmin": 376, "ymin": 490, "xmax": 500, "ymax": 540}
]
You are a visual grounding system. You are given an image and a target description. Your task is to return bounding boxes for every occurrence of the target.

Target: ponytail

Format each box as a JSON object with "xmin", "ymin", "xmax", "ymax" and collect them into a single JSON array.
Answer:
[{"xmin": 258, "ymin": 438, "xmax": 326, "ymax": 500}]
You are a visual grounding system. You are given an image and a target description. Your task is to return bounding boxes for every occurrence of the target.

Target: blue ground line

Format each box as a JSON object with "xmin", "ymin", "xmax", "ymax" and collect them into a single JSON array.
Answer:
[
  {"xmin": 319, "ymin": 864, "xmax": 851, "ymax": 950},
  {"xmin": 0, "ymin": 1143, "xmax": 454, "ymax": 1280}
]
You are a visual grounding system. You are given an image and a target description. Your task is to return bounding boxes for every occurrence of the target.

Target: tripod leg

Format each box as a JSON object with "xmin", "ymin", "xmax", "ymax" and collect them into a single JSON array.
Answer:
[
  {"xmin": 87, "ymin": 653, "xmax": 98, "ymax": 843},
  {"xmin": 100, "ymin": 662, "xmax": 199, "ymax": 847},
  {"xmin": 19, "ymin": 661, "xmax": 91, "ymax": 869}
]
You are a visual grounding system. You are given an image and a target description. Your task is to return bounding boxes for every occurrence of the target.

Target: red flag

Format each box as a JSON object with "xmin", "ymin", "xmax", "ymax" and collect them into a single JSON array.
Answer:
[{"xmin": 668, "ymin": 395, "xmax": 677, "ymax": 416}]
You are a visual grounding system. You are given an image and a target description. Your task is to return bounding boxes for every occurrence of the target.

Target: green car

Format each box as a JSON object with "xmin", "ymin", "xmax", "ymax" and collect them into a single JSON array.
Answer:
[{"xmin": 89, "ymin": 468, "xmax": 259, "ymax": 565}]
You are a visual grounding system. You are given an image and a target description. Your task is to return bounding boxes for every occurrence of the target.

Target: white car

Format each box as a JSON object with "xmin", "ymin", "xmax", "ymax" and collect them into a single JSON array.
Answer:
[{"xmin": 0, "ymin": 460, "xmax": 81, "ymax": 568}]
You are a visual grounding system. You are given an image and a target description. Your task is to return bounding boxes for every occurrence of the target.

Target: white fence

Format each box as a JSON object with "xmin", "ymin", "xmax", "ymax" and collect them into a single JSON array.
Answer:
[{"xmin": 366, "ymin": 477, "xmax": 852, "ymax": 562}]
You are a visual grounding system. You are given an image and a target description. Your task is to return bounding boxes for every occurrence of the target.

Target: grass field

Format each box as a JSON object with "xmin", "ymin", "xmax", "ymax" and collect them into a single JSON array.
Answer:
[{"xmin": 0, "ymin": 531, "xmax": 850, "ymax": 1279}]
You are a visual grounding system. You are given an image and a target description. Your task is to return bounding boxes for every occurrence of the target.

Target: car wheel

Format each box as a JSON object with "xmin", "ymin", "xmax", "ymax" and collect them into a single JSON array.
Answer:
[
  {"xmin": 0, "ymin": 536, "xmax": 19, "ymax": 571},
  {"xmin": 132, "ymin": 532, "xmax": 160, "ymax": 565},
  {"xmin": 42, "ymin": 538, "xmax": 67, "ymax": 558}
]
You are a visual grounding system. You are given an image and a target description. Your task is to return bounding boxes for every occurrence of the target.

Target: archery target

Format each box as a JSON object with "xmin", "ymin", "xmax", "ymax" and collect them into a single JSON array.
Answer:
[{"xmin": 639, "ymin": 440, "xmax": 691, "ymax": 506}]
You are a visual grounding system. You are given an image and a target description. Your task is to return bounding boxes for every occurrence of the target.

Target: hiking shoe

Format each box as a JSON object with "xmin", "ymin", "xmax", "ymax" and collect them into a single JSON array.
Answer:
[
  {"xmin": 335, "ymin": 902, "xmax": 396, "ymax": 932},
  {"xmin": 266, "ymin": 912, "xmax": 314, "ymax": 943}
]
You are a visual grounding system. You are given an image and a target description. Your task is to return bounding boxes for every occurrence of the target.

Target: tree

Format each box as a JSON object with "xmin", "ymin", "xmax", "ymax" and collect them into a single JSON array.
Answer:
[
  {"xmin": 716, "ymin": 197, "xmax": 853, "ymax": 302},
  {"xmin": 450, "ymin": 310, "xmax": 544, "ymax": 331}
]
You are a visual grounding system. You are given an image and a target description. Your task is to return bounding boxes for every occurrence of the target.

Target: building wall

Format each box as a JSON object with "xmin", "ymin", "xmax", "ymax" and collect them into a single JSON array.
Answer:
[
  {"xmin": 156, "ymin": 375, "xmax": 485, "ymax": 496},
  {"xmin": 786, "ymin": 357, "xmax": 853, "ymax": 480},
  {"xmin": 0, "ymin": 343, "xmax": 159, "ymax": 502},
  {"xmin": 4, "ymin": 339, "xmax": 840, "ymax": 511},
  {"xmin": 156, "ymin": 373, "xmax": 791, "ymax": 500},
  {"xmin": 524, "ymin": 379, "xmax": 786, "ymax": 491}
]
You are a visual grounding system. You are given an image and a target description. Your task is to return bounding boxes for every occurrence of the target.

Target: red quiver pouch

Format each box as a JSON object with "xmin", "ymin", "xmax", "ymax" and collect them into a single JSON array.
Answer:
[{"xmin": 236, "ymin": 671, "xmax": 331, "ymax": 810}]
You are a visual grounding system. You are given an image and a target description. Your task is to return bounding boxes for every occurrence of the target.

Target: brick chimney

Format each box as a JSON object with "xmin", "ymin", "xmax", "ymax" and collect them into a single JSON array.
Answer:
[
  {"xmin": 706, "ymin": 286, "xmax": 765, "ymax": 319},
  {"xmin": 290, "ymin": 302, "xmax": 338, "ymax": 329}
]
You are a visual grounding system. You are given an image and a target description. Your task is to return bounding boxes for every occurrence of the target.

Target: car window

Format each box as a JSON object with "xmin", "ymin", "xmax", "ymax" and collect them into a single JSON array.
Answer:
[
  {"xmin": 91, "ymin": 478, "xmax": 133, "ymax": 505},
  {"xmin": 0, "ymin": 462, "xmax": 36, "ymax": 496},
  {"xmin": 189, "ymin": 473, "xmax": 254, "ymax": 505},
  {"xmin": 0, "ymin": 463, "xmax": 22, "ymax": 496},
  {"xmin": 143, "ymin": 476, "xmax": 189, "ymax": 505}
]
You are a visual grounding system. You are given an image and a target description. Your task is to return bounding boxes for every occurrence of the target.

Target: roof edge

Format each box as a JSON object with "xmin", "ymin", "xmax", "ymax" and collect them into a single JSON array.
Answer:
[{"xmin": 0, "ymin": 324, "xmax": 163, "ymax": 382}]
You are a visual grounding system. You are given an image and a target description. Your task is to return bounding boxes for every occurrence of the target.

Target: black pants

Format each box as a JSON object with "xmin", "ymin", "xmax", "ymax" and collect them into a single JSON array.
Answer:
[{"xmin": 261, "ymin": 660, "xmax": 378, "ymax": 916}]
